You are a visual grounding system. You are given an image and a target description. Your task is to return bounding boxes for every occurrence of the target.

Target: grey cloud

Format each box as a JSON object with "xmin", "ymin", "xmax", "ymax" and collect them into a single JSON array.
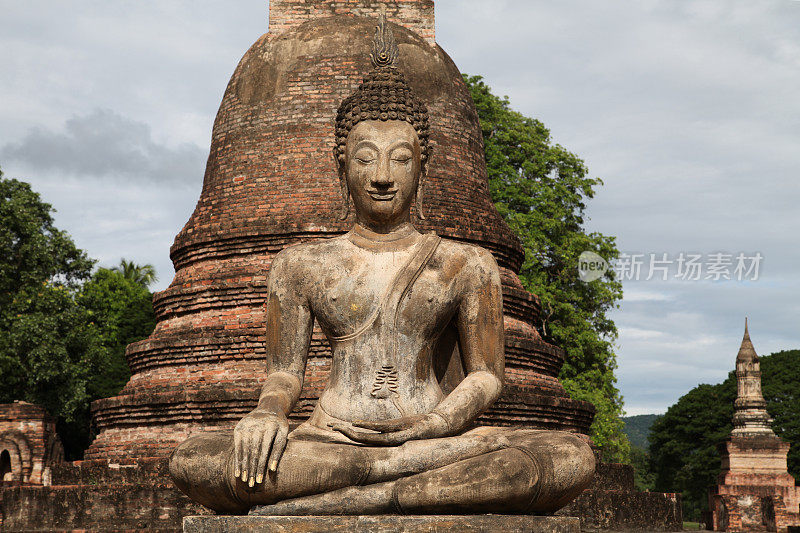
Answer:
[
  {"xmin": 612, "ymin": 275, "xmax": 800, "ymax": 413},
  {"xmin": 1, "ymin": 109, "xmax": 205, "ymax": 183}
]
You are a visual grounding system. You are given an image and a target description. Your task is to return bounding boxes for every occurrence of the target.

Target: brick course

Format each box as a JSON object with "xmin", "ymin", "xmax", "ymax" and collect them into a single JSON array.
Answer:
[
  {"xmin": 269, "ymin": 0, "xmax": 435, "ymax": 45},
  {"xmin": 709, "ymin": 436, "xmax": 800, "ymax": 532}
]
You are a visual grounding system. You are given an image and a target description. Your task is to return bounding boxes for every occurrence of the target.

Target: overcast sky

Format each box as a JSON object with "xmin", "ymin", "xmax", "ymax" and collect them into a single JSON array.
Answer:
[{"xmin": 1, "ymin": 1, "xmax": 798, "ymax": 416}]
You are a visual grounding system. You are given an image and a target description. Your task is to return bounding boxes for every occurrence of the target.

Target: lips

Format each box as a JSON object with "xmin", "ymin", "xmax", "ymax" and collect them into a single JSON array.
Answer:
[{"xmin": 367, "ymin": 190, "xmax": 397, "ymax": 201}]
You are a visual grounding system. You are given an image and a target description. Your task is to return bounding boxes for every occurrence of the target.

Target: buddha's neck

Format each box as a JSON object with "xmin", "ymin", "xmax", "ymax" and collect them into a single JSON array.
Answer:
[{"xmin": 348, "ymin": 222, "xmax": 421, "ymax": 252}]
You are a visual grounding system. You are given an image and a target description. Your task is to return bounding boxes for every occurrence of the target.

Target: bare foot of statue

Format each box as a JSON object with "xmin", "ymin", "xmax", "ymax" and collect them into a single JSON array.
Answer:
[{"xmin": 168, "ymin": 13, "xmax": 595, "ymax": 516}]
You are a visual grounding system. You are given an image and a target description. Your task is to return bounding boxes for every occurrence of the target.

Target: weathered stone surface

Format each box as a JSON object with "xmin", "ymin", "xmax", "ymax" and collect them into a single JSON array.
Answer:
[
  {"xmin": 182, "ymin": 515, "xmax": 581, "ymax": 533},
  {"xmin": 560, "ymin": 485, "xmax": 682, "ymax": 532},
  {"xmin": 269, "ymin": 0, "xmax": 436, "ymax": 46},
  {"xmin": 557, "ymin": 462, "xmax": 683, "ymax": 532},
  {"xmin": 588, "ymin": 461, "xmax": 636, "ymax": 492},
  {"xmin": 0, "ymin": 457, "xmax": 208, "ymax": 532},
  {"xmin": 1, "ymin": 484, "xmax": 206, "ymax": 532}
]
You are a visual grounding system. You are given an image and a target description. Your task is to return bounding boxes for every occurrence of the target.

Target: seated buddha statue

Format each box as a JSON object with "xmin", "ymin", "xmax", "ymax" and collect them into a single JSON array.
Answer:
[{"xmin": 168, "ymin": 15, "xmax": 595, "ymax": 516}]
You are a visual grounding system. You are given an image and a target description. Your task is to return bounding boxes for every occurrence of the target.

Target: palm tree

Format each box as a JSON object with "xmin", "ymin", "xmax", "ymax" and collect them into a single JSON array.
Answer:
[{"xmin": 111, "ymin": 259, "xmax": 158, "ymax": 288}]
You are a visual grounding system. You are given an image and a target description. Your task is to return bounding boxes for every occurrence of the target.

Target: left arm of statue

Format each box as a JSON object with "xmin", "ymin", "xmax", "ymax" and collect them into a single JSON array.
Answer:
[
  {"xmin": 432, "ymin": 248, "xmax": 505, "ymax": 432},
  {"xmin": 335, "ymin": 248, "xmax": 504, "ymax": 445}
]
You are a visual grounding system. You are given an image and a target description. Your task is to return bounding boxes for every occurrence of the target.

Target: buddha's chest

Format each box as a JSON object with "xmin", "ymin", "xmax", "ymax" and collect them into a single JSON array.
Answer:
[{"xmin": 306, "ymin": 249, "xmax": 459, "ymax": 340}]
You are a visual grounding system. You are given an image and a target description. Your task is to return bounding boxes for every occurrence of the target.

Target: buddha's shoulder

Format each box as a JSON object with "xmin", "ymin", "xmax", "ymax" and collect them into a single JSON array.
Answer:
[
  {"xmin": 434, "ymin": 236, "xmax": 500, "ymax": 282},
  {"xmin": 271, "ymin": 236, "xmax": 352, "ymax": 266}
]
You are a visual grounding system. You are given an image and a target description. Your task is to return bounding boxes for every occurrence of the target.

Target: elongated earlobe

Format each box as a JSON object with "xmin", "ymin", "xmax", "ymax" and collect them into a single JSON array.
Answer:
[
  {"xmin": 339, "ymin": 176, "xmax": 351, "ymax": 221},
  {"xmin": 415, "ymin": 171, "xmax": 426, "ymax": 221},
  {"xmin": 335, "ymin": 149, "xmax": 350, "ymax": 221}
]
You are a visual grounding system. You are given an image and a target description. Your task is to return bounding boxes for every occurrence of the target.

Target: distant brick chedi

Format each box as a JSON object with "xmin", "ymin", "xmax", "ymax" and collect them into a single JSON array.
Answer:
[
  {"xmin": 708, "ymin": 322, "xmax": 800, "ymax": 532},
  {"xmin": 0, "ymin": 402, "xmax": 63, "ymax": 486},
  {"xmin": 86, "ymin": 0, "xmax": 594, "ymax": 461}
]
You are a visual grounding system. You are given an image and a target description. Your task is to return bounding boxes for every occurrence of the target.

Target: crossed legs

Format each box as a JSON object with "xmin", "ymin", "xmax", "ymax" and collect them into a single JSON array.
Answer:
[{"xmin": 168, "ymin": 427, "xmax": 594, "ymax": 515}]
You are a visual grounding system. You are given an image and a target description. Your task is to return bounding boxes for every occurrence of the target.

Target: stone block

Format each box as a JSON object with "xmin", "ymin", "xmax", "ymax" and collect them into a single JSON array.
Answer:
[
  {"xmin": 559, "ymin": 488, "xmax": 682, "ymax": 531},
  {"xmin": 183, "ymin": 515, "xmax": 581, "ymax": 533}
]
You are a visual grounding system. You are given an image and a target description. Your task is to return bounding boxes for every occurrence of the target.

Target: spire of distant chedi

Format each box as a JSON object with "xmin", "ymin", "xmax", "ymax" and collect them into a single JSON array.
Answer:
[{"xmin": 731, "ymin": 318, "xmax": 774, "ymax": 436}]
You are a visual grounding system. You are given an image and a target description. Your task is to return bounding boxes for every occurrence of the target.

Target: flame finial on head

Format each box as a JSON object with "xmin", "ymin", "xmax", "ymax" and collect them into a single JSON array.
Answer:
[
  {"xmin": 334, "ymin": 7, "xmax": 431, "ymax": 220},
  {"xmin": 370, "ymin": 7, "xmax": 398, "ymax": 68}
]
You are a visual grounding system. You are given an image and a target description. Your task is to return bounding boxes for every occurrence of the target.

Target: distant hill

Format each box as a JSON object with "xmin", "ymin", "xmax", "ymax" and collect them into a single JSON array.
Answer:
[{"xmin": 622, "ymin": 414, "xmax": 661, "ymax": 450}]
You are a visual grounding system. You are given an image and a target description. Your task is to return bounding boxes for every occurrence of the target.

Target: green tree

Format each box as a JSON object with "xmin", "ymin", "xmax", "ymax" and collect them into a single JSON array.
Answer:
[
  {"xmin": 649, "ymin": 383, "xmax": 735, "ymax": 520},
  {"xmin": 0, "ymin": 171, "xmax": 94, "ymax": 307},
  {"xmin": 631, "ymin": 446, "xmax": 656, "ymax": 492},
  {"xmin": 649, "ymin": 349, "xmax": 800, "ymax": 521},
  {"xmin": 112, "ymin": 258, "xmax": 158, "ymax": 287},
  {"xmin": 78, "ymin": 267, "xmax": 157, "ymax": 400},
  {"xmin": 622, "ymin": 414, "xmax": 661, "ymax": 450},
  {"xmin": 0, "ymin": 169, "xmax": 103, "ymax": 457},
  {"xmin": 464, "ymin": 75, "xmax": 627, "ymax": 461},
  {"xmin": 0, "ymin": 169, "xmax": 158, "ymax": 458},
  {"xmin": 622, "ymin": 414, "xmax": 661, "ymax": 492}
]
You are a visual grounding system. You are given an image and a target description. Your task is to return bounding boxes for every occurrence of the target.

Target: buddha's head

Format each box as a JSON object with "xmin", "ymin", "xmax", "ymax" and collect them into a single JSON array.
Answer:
[{"xmin": 333, "ymin": 13, "xmax": 430, "ymax": 230}]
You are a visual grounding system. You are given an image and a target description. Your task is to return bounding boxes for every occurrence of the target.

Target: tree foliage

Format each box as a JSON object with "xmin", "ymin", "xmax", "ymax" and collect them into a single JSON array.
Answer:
[
  {"xmin": 649, "ymin": 383, "xmax": 734, "ymax": 520},
  {"xmin": 622, "ymin": 414, "xmax": 661, "ymax": 491},
  {"xmin": 111, "ymin": 258, "xmax": 158, "ymax": 288},
  {"xmin": 464, "ymin": 75, "xmax": 628, "ymax": 461},
  {"xmin": 78, "ymin": 267, "xmax": 156, "ymax": 400},
  {"xmin": 649, "ymin": 349, "xmax": 800, "ymax": 521},
  {"xmin": 631, "ymin": 446, "xmax": 656, "ymax": 492},
  {"xmin": 622, "ymin": 414, "xmax": 660, "ymax": 450},
  {"xmin": 0, "ymin": 169, "xmax": 156, "ymax": 457},
  {"xmin": 0, "ymin": 171, "xmax": 98, "ymax": 418},
  {"xmin": 0, "ymin": 171, "xmax": 101, "ymax": 456}
]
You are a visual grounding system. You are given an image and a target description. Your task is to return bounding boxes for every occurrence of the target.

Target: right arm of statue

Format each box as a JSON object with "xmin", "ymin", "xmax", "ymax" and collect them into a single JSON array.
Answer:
[
  {"xmin": 233, "ymin": 247, "xmax": 313, "ymax": 486},
  {"xmin": 429, "ymin": 246, "xmax": 504, "ymax": 431}
]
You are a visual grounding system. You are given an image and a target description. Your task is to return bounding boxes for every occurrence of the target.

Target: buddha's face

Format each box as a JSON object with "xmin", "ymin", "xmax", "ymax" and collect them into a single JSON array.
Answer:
[{"xmin": 344, "ymin": 120, "xmax": 422, "ymax": 231}]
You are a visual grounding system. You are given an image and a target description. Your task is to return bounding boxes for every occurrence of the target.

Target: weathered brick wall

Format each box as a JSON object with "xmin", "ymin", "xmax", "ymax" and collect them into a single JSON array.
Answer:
[
  {"xmin": 269, "ymin": 0, "xmax": 435, "ymax": 45},
  {"xmin": 1, "ymin": 458, "xmax": 209, "ymax": 531},
  {"xmin": 0, "ymin": 402, "xmax": 62, "ymax": 485}
]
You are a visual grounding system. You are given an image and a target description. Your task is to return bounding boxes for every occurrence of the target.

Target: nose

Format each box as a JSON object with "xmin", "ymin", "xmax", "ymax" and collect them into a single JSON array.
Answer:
[{"xmin": 371, "ymin": 155, "xmax": 393, "ymax": 188}]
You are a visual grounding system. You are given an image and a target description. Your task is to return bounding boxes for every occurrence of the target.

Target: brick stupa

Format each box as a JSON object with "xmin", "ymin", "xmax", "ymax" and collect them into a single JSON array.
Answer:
[
  {"xmin": 0, "ymin": 402, "xmax": 63, "ymax": 486},
  {"xmin": 709, "ymin": 321, "xmax": 800, "ymax": 532},
  {"xmin": 84, "ymin": 0, "xmax": 594, "ymax": 461}
]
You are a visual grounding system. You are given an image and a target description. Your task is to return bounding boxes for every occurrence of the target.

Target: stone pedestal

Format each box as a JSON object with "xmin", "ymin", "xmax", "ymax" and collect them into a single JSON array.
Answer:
[
  {"xmin": 183, "ymin": 515, "xmax": 581, "ymax": 533},
  {"xmin": 558, "ymin": 462, "xmax": 683, "ymax": 531}
]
